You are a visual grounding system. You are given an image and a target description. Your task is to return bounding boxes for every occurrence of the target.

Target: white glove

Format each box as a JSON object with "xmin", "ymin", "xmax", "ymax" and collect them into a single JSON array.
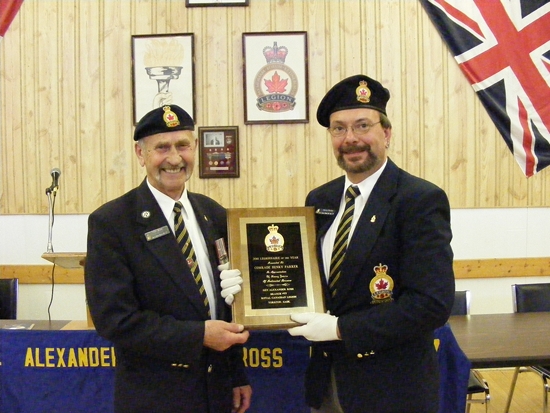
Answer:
[
  {"xmin": 218, "ymin": 262, "xmax": 243, "ymax": 305},
  {"xmin": 287, "ymin": 312, "xmax": 340, "ymax": 341}
]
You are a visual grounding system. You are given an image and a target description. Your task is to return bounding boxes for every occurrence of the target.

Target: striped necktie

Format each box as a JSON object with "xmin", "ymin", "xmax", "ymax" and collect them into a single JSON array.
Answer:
[
  {"xmin": 329, "ymin": 185, "xmax": 360, "ymax": 297},
  {"xmin": 173, "ymin": 202, "xmax": 210, "ymax": 315}
]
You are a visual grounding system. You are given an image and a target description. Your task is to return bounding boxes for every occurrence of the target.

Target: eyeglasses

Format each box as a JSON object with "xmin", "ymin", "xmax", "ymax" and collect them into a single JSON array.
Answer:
[{"xmin": 328, "ymin": 121, "xmax": 381, "ymax": 138}]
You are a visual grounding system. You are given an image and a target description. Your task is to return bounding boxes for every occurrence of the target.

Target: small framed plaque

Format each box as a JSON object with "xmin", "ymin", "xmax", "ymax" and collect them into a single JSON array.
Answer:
[
  {"xmin": 198, "ymin": 126, "xmax": 239, "ymax": 178},
  {"xmin": 227, "ymin": 207, "xmax": 325, "ymax": 329}
]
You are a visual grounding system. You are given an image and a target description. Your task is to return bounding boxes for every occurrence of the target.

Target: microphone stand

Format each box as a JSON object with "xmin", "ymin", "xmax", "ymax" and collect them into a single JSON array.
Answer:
[{"xmin": 45, "ymin": 187, "xmax": 57, "ymax": 253}]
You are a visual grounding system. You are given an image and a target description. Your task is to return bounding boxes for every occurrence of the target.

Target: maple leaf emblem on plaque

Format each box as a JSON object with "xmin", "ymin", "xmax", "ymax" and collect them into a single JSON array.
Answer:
[{"xmin": 264, "ymin": 72, "xmax": 288, "ymax": 93}]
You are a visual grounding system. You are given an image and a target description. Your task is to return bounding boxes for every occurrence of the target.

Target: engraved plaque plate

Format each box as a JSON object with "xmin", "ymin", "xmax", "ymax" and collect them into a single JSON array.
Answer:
[{"xmin": 227, "ymin": 207, "xmax": 325, "ymax": 329}]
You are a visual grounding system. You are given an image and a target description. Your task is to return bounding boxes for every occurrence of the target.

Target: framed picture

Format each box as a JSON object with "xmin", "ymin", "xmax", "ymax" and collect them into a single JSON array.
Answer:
[
  {"xmin": 131, "ymin": 33, "xmax": 195, "ymax": 125},
  {"xmin": 198, "ymin": 126, "xmax": 240, "ymax": 178},
  {"xmin": 242, "ymin": 32, "xmax": 309, "ymax": 124},
  {"xmin": 186, "ymin": 0, "xmax": 248, "ymax": 6}
]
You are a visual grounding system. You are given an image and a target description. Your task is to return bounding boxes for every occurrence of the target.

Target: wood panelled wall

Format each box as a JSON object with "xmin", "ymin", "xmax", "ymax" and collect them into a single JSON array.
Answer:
[{"xmin": 1, "ymin": 0, "xmax": 549, "ymax": 215}]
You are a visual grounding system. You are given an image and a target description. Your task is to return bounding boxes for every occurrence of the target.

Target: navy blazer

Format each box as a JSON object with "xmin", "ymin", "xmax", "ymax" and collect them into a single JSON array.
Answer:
[
  {"xmin": 85, "ymin": 179, "xmax": 247, "ymax": 413},
  {"xmin": 304, "ymin": 159, "xmax": 455, "ymax": 413}
]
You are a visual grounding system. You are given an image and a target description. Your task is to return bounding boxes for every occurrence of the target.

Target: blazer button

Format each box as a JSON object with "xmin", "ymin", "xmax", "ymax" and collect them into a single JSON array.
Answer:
[
  {"xmin": 207, "ymin": 364, "xmax": 213, "ymax": 373},
  {"xmin": 357, "ymin": 353, "xmax": 363, "ymax": 358},
  {"xmin": 323, "ymin": 351, "xmax": 328, "ymax": 358}
]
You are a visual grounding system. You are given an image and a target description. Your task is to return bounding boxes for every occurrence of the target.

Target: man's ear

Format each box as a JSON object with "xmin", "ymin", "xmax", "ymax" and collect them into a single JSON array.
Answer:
[{"xmin": 135, "ymin": 142, "xmax": 146, "ymax": 167}]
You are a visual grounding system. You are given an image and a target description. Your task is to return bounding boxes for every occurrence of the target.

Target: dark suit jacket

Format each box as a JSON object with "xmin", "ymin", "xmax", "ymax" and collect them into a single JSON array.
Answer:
[
  {"xmin": 305, "ymin": 159, "xmax": 455, "ymax": 413},
  {"xmin": 85, "ymin": 179, "xmax": 248, "ymax": 413}
]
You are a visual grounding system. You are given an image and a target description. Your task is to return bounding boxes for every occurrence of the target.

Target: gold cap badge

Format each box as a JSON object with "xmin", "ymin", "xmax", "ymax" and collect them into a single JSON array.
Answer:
[
  {"xmin": 162, "ymin": 106, "xmax": 180, "ymax": 128},
  {"xmin": 356, "ymin": 80, "xmax": 371, "ymax": 103}
]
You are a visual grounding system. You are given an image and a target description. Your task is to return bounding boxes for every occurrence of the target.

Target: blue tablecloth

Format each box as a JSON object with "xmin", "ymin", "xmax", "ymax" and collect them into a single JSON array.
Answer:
[{"xmin": 0, "ymin": 324, "xmax": 468, "ymax": 413}]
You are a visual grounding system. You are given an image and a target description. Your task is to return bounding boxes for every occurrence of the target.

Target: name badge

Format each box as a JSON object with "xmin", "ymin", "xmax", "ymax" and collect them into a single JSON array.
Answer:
[
  {"xmin": 316, "ymin": 208, "xmax": 335, "ymax": 215},
  {"xmin": 144, "ymin": 226, "xmax": 170, "ymax": 241}
]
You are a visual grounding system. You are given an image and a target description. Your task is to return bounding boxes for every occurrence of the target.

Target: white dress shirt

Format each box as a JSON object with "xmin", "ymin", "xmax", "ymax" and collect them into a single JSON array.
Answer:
[
  {"xmin": 321, "ymin": 160, "xmax": 387, "ymax": 281},
  {"xmin": 147, "ymin": 181, "xmax": 217, "ymax": 319}
]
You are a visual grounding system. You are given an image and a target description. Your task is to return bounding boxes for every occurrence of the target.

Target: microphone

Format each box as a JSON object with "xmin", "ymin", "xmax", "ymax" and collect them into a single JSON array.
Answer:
[{"xmin": 46, "ymin": 168, "xmax": 61, "ymax": 194}]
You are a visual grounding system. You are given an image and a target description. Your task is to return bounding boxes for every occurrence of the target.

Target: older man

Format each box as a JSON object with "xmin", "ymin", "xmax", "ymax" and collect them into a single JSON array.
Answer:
[{"xmin": 85, "ymin": 105, "xmax": 252, "ymax": 413}]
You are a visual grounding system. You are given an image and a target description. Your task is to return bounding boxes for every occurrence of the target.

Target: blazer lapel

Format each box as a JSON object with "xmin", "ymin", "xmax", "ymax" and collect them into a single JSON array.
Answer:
[
  {"xmin": 337, "ymin": 160, "xmax": 399, "ymax": 299},
  {"xmin": 135, "ymin": 181, "xmax": 209, "ymax": 317}
]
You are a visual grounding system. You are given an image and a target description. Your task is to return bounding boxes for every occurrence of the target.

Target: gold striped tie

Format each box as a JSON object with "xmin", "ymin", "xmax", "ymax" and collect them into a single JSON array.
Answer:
[
  {"xmin": 173, "ymin": 202, "xmax": 210, "ymax": 315},
  {"xmin": 329, "ymin": 185, "xmax": 360, "ymax": 297}
]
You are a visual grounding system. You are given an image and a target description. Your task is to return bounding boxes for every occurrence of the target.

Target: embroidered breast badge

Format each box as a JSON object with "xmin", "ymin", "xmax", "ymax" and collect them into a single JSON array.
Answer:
[{"xmin": 369, "ymin": 263, "xmax": 394, "ymax": 304}]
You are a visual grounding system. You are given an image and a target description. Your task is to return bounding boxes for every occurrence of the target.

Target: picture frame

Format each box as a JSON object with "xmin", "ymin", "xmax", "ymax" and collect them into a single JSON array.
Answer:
[
  {"xmin": 242, "ymin": 32, "xmax": 309, "ymax": 124},
  {"xmin": 186, "ymin": 0, "xmax": 248, "ymax": 6},
  {"xmin": 131, "ymin": 33, "xmax": 196, "ymax": 125},
  {"xmin": 227, "ymin": 207, "xmax": 325, "ymax": 329},
  {"xmin": 198, "ymin": 126, "xmax": 240, "ymax": 178}
]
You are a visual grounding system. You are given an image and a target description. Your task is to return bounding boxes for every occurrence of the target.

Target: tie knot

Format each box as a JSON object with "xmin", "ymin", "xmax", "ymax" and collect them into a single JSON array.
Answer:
[
  {"xmin": 346, "ymin": 185, "xmax": 360, "ymax": 201},
  {"xmin": 174, "ymin": 201, "xmax": 183, "ymax": 214}
]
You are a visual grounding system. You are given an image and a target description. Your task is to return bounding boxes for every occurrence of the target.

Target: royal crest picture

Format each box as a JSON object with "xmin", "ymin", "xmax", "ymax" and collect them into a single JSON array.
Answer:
[{"xmin": 242, "ymin": 32, "xmax": 309, "ymax": 124}]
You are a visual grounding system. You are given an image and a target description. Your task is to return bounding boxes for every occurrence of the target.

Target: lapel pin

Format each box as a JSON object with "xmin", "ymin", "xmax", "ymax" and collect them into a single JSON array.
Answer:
[
  {"xmin": 141, "ymin": 211, "xmax": 151, "ymax": 218},
  {"xmin": 370, "ymin": 215, "xmax": 376, "ymax": 223}
]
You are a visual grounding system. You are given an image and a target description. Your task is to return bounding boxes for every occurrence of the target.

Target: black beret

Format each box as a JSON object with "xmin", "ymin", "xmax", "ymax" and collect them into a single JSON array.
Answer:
[
  {"xmin": 316, "ymin": 75, "xmax": 390, "ymax": 127},
  {"xmin": 133, "ymin": 105, "xmax": 194, "ymax": 141}
]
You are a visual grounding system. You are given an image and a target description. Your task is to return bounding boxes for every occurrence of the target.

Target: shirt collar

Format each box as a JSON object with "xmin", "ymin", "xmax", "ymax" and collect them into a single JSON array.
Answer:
[
  {"xmin": 146, "ymin": 180, "xmax": 190, "ymax": 222},
  {"xmin": 344, "ymin": 159, "xmax": 387, "ymax": 201}
]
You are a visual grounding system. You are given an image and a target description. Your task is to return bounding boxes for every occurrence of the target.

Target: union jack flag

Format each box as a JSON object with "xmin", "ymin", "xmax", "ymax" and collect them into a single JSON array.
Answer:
[
  {"xmin": 420, "ymin": 0, "xmax": 550, "ymax": 177},
  {"xmin": 0, "ymin": 0, "xmax": 24, "ymax": 39}
]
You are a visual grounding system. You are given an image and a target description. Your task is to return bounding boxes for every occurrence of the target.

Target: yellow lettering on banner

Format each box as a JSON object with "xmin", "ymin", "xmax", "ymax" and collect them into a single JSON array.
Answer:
[
  {"xmin": 34, "ymin": 348, "xmax": 45, "ymax": 367},
  {"xmin": 101, "ymin": 348, "xmax": 113, "ymax": 366},
  {"xmin": 24, "ymin": 348, "xmax": 34, "ymax": 366},
  {"xmin": 56, "ymin": 348, "xmax": 66, "ymax": 367},
  {"xmin": 89, "ymin": 348, "xmax": 99, "ymax": 367},
  {"xmin": 67, "ymin": 348, "xmax": 78, "ymax": 367},
  {"xmin": 21, "ymin": 347, "xmax": 117, "ymax": 368},
  {"xmin": 78, "ymin": 347, "xmax": 88, "ymax": 366},
  {"xmin": 45, "ymin": 348, "xmax": 55, "ymax": 367},
  {"xmin": 242, "ymin": 347, "xmax": 284, "ymax": 368},
  {"xmin": 272, "ymin": 348, "xmax": 283, "ymax": 367}
]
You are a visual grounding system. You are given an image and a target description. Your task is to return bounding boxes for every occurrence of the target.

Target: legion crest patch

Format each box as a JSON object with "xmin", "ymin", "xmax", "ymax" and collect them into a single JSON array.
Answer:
[{"xmin": 369, "ymin": 263, "xmax": 394, "ymax": 304}]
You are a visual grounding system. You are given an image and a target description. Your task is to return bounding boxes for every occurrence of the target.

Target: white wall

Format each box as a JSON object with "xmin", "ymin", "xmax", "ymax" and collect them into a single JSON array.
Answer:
[{"xmin": 1, "ymin": 208, "xmax": 550, "ymax": 320}]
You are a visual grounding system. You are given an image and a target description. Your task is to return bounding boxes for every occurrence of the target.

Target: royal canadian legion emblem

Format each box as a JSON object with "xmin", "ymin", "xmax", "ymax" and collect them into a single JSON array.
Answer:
[
  {"xmin": 369, "ymin": 263, "xmax": 394, "ymax": 304},
  {"xmin": 254, "ymin": 42, "xmax": 299, "ymax": 113},
  {"xmin": 264, "ymin": 224, "xmax": 285, "ymax": 253}
]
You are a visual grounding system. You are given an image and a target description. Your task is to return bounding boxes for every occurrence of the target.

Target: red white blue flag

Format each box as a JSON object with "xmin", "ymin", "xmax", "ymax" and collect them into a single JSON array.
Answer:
[
  {"xmin": 0, "ymin": 0, "xmax": 24, "ymax": 39},
  {"xmin": 420, "ymin": 0, "xmax": 550, "ymax": 177}
]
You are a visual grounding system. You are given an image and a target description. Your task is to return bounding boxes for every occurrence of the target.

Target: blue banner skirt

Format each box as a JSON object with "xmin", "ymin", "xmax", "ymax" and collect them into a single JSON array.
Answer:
[
  {"xmin": 0, "ymin": 329, "xmax": 116, "ymax": 413},
  {"xmin": 0, "ymin": 326, "xmax": 467, "ymax": 413}
]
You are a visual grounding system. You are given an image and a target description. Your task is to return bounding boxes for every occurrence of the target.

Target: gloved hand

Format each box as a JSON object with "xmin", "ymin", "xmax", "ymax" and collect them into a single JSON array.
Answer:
[
  {"xmin": 287, "ymin": 312, "xmax": 340, "ymax": 341},
  {"xmin": 218, "ymin": 262, "xmax": 243, "ymax": 305}
]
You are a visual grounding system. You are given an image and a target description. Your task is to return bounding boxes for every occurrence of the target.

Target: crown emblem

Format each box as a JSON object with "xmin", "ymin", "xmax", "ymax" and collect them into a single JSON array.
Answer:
[
  {"xmin": 370, "ymin": 263, "xmax": 394, "ymax": 304},
  {"xmin": 373, "ymin": 263, "xmax": 388, "ymax": 274},
  {"xmin": 263, "ymin": 42, "xmax": 288, "ymax": 64},
  {"xmin": 356, "ymin": 80, "xmax": 371, "ymax": 103},
  {"xmin": 163, "ymin": 106, "xmax": 180, "ymax": 128},
  {"xmin": 264, "ymin": 224, "xmax": 284, "ymax": 252}
]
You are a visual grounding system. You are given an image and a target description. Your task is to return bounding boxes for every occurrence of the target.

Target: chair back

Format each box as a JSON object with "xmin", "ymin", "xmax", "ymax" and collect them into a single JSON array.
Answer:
[
  {"xmin": 512, "ymin": 283, "xmax": 550, "ymax": 313},
  {"xmin": 451, "ymin": 290, "xmax": 471, "ymax": 316},
  {"xmin": 0, "ymin": 278, "xmax": 19, "ymax": 319}
]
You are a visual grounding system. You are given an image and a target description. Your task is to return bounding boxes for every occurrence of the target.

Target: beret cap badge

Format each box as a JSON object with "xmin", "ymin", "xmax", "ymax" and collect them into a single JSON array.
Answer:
[
  {"xmin": 162, "ymin": 106, "xmax": 180, "ymax": 128},
  {"xmin": 356, "ymin": 80, "xmax": 371, "ymax": 104}
]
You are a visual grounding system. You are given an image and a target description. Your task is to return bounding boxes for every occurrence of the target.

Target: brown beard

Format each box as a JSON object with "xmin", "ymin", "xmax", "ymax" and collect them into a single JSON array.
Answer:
[{"xmin": 337, "ymin": 144, "xmax": 379, "ymax": 174}]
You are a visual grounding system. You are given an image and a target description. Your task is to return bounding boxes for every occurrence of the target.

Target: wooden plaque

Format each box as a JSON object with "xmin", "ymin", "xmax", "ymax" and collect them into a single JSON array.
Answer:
[{"xmin": 227, "ymin": 207, "xmax": 325, "ymax": 329}]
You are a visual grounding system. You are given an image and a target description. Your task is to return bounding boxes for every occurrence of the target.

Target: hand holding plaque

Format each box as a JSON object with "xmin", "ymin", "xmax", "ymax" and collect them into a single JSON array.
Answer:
[{"xmin": 226, "ymin": 207, "xmax": 325, "ymax": 329}]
